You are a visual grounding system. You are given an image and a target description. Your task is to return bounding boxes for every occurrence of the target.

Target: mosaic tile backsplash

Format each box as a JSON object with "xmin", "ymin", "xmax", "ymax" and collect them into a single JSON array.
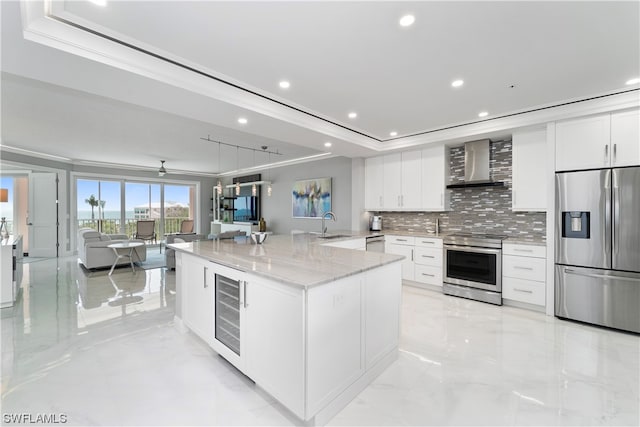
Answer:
[{"xmin": 377, "ymin": 140, "xmax": 546, "ymax": 238}]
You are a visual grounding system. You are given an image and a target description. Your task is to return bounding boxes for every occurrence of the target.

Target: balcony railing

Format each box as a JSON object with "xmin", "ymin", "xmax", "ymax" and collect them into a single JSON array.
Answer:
[{"xmin": 77, "ymin": 217, "xmax": 192, "ymax": 238}]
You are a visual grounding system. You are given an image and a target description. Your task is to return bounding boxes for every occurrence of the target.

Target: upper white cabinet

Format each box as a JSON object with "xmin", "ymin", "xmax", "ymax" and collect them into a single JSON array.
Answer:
[
  {"xmin": 512, "ymin": 127, "xmax": 547, "ymax": 211},
  {"xmin": 364, "ymin": 145, "xmax": 449, "ymax": 211},
  {"xmin": 421, "ymin": 145, "xmax": 450, "ymax": 211},
  {"xmin": 364, "ymin": 156, "xmax": 384, "ymax": 210},
  {"xmin": 610, "ymin": 109, "xmax": 640, "ymax": 167},
  {"xmin": 555, "ymin": 110, "xmax": 640, "ymax": 171},
  {"xmin": 401, "ymin": 150, "xmax": 423, "ymax": 209},
  {"xmin": 383, "ymin": 153, "xmax": 402, "ymax": 209}
]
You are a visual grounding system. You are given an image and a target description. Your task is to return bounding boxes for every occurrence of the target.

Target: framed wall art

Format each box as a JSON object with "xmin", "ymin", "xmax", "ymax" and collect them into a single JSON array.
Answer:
[{"xmin": 292, "ymin": 177, "xmax": 331, "ymax": 218}]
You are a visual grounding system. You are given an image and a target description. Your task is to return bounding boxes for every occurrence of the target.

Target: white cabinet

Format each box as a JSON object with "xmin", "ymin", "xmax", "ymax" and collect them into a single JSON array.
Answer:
[
  {"xmin": 401, "ymin": 150, "xmax": 422, "ymax": 209},
  {"xmin": 364, "ymin": 156, "xmax": 384, "ymax": 210},
  {"xmin": 384, "ymin": 235, "xmax": 443, "ymax": 286},
  {"xmin": 512, "ymin": 127, "xmax": 547, "ymax": 211},
  {"xmin": 555, "ymin": 110, "xmax": 640, "ymax": 171},
  {"xmin": 421, "ymin": 145, "xmax": 450, "ymax": 211},
  {"xmin": 611, "ymin": 109, "xmax": 640, "ymax": 167},
  {"xmin": 385, "ymin": 235, "xmax": 415, "ymax": 281},
  {"xmin": 245, "ymin": 275, "xmax": 304, "ymax": 418},
  {"xmin": 181, "ymin": 254, "xmax": 215, "ymax": 344},
  {"xmin": 502, "ymin": 243, "xmax": 546, "ymax": 307},
  {"xmin": 383, "ymin": 153, "xmax": 402, "ymax": 209},
  {"xmin": 364, "ymin": 146, "xmax": 449, "ymax": 211},
  {"xmin": 413, "ymin": 237, "xmax": 443, "ymax": 287}
]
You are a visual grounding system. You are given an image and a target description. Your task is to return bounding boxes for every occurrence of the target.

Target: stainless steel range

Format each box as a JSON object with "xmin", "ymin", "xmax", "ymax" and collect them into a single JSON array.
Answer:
[{"xmin": 443, "ymin": 232, "xmax": 507, "ymax": 305}]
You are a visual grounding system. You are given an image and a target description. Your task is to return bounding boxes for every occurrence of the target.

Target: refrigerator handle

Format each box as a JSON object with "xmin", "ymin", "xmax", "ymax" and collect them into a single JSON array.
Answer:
[
  {"xmin": 563, "ymin": 268, "xmax": 640, "ymax": 283},
  {"xmin": 613, "ymin": 170, "xmax": 620, "ymax": 258},
  {"xmin": 604, "ymin": 144, "xmax": 609, "ymax": 163}
]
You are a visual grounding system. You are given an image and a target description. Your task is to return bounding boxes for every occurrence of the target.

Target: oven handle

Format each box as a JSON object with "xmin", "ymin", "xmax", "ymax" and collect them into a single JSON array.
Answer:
[{"xmin": 444, "ymin": 244, "xmax": 502, "ymax": 255}]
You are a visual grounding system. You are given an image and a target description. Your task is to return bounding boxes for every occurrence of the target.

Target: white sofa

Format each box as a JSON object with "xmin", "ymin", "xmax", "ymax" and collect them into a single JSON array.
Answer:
[{"xmin": 78, "ymin": 228, "xmax": 147, "ymax": 270}]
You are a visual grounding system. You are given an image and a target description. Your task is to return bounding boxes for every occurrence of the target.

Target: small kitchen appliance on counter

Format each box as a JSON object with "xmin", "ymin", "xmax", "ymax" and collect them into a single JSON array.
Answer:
[{"xmin": 370, "ymin": 215, "xmax": 382, "ymax": 231}]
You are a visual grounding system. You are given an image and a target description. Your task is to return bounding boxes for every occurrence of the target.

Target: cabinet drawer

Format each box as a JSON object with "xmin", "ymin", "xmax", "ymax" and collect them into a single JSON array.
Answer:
[
  {"xmin": 414, "ymin": 247, "xmax": 442, "ymax": 267},
  {"xmin": 503, "ymin": 243, "xmax": 546, "ymax": 258},
  {"xmin": 503, "ymin": 255, "xmax": 545, "ymax": 281},
  {"xmin": 503, "ymin": 277, "xmax": 545, "ymax": 306},
  {"xmin": 386, "ymin": 235, "xmax": 415, "ymax": 245},
  {"xmin": 414, "ymin": 265, "xmax": 442, "ymax": 287},
  {"xmin": 415, "ymin": 237, "xmax": 443, "ymax": 248}
]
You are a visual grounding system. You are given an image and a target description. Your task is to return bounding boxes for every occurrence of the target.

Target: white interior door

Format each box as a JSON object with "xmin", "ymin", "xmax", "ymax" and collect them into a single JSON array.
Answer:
[{"xmin": 28, "ymin": 172, "xmax": 58, "ymax": 257}]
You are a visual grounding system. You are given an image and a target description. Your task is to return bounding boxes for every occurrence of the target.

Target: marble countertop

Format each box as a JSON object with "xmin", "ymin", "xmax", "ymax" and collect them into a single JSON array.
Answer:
[{"xmin": 169, "ymin": 234, "xmax": 404, "ymax": 289}]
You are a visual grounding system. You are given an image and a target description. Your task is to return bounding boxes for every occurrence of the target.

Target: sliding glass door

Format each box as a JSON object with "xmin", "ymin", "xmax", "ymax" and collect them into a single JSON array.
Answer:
[
  {"xmin": 77, "ymin": 179, "xmax": 121, "ymax": 233},
  {"xmin": 75, "ymin": 177, "xmax": 197, "ymax": 247}
]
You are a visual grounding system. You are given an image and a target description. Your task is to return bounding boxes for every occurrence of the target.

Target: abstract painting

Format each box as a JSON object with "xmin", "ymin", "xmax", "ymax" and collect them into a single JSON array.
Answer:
[{"xmin": 292, "ymin": 177, "xmax": 332, "ymax": 218}]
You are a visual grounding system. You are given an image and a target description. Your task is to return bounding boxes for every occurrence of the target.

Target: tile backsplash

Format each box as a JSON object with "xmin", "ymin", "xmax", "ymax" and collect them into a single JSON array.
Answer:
[{"xmin": 377, "ymin": 140, "xmax": 546, "ymax": 238}]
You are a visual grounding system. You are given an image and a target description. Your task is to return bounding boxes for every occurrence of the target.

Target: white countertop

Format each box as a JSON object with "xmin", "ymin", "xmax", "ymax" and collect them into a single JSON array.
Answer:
[{"xmin": 169, "ymin": 233, "xmax": 403, "ymax": 289}]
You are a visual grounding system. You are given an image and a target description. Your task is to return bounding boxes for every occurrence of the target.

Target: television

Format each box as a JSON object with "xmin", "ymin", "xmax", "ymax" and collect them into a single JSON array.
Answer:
[{"xmin": 233, "ymin": 196, "xmax": 259, "ymax": 222}]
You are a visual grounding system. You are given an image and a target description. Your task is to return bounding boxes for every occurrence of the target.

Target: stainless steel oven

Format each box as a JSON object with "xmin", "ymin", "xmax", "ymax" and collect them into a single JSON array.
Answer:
[{"xmin": 443, "ymin": 233, "xmax": 505, "ymax": 305}]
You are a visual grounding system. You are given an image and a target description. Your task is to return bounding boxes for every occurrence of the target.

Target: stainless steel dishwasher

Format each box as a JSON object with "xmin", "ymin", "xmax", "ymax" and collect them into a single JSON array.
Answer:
[{"xmin": 366, "ymin": 235, "xmax": 385, "ymax": 252}]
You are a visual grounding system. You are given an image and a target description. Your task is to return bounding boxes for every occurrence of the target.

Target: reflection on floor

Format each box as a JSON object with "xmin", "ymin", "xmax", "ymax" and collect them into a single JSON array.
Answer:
[{"xmin": 1, "ymin": 256, "xmax": 638, "ymax": 426}]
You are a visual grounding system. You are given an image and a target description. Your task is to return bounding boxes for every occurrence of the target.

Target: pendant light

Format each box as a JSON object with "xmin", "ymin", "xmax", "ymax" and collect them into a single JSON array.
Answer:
[
  {"xmin": 251, "ymin": 149, "xmax": 257, "ymax": 196},
  {"xmin": 267, "ymin": 150, "xmax": 273, "ymax": 197},
  {"xmin": 235, "ymin": 146, "xmax": 241, "ymax": 196},
  {"xmin": 216, "ymin": 142, "xmax": 222, "ymax": 195}
]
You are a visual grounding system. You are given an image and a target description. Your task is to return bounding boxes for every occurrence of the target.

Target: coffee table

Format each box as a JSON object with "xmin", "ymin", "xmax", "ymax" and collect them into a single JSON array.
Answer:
[{"xmin": 107, "ymin": 242, "xmax": 144, "ymax": 275}]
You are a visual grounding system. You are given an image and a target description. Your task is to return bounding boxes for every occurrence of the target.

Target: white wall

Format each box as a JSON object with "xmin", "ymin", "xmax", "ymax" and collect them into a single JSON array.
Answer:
[{"xmin": 260, "ymin": 156, "xmax": 353, "ymax": 234}]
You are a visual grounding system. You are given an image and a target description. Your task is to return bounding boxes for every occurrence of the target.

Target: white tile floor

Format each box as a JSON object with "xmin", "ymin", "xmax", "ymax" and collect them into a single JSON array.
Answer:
[{"xmin": 1, "ymin": 255, "xmax": 638, "ymax": 426}]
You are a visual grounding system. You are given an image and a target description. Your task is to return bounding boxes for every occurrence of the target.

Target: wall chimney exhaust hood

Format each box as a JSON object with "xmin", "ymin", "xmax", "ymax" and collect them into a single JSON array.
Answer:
[{"xmin": 446, "ymin": 139, "xmax": 506, "ymax": 189}]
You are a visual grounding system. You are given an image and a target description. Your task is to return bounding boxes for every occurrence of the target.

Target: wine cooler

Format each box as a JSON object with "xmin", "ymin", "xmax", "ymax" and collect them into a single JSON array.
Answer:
[{"xmin": 215, "ymin": 273, "xmax": 241, "ymax": 355}]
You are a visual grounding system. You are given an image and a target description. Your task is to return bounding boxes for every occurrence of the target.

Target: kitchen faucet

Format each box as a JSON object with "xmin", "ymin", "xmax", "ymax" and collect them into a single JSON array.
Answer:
[{"xmin": 321, "ymin": 211, "xmax": 336, "ymax": 237}]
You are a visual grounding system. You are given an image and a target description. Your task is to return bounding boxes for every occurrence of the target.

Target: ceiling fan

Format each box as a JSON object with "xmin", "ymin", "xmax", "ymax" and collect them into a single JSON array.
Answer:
[{"xmin": 158, "ymin": 160, "xmax": 167, "ymax": 176}]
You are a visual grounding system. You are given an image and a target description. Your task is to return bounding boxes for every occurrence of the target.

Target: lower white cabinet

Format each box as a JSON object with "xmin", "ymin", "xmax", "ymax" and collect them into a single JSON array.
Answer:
[
  {"xmin": 181, "ymin": 253, "xmax": 215, "ymax": 344},
  {"xmin": 385, "ymin": 236, "xmax": 415, "ymax": 281},
  {"xmin": 385, "ymin": 235, "xmax": 443, "ymax": 286},
  {"xmin": 502, "ymin": 243, "xmax": 546, "ymax": 307}
]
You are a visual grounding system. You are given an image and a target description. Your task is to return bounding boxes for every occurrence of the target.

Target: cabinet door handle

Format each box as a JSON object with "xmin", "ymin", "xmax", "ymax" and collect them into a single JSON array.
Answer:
[
  {"xmin": 514, "ymin": 266, "xmax": 534, "ymax": 270},
  {"xmin": 605, "ymin": 144, "xmax": 609, "ymax": 163},
  {"xmin": 421, "ymin": 273, "xmax": 435, "ymax": 277},
  {"xmin": 411, "ymin": 249, "xmax": 414, "ymax": 262},
  {"xmin": 613, "ymin": 143, "xmax": 617, "ymax": 162},
  {"xmin": 396, "ymin": 238, "xmax": 408, "ymax": 242},
  {"xmin": 243, "ymin": 281, "xmax": 248, "ymax": 308},
  {"xmin": 421, "ymin": 241, "xmax": 435, "ymax": 245},
  {"xmin": 514, "ymin": 288, "xmax": 533, "ymax": 294},
  {"xmin": 203, "ymin": 267, "xmax": 208, "ymax": 288},
  {"xmin": 421, "ymin": 255, "xmax": 435, "ymax": 258}
]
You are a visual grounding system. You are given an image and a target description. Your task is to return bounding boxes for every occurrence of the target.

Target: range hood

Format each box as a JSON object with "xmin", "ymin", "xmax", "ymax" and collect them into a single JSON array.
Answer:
[{"xmin": 446, "ymin": 139, "xmax": 506, "ymax": 189}]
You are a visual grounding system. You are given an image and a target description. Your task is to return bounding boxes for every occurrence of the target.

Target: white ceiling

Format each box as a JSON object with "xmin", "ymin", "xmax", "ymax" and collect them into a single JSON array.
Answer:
[{"xmin": 2, "ymin": 0, "xmax": 639, "ymax": 175}]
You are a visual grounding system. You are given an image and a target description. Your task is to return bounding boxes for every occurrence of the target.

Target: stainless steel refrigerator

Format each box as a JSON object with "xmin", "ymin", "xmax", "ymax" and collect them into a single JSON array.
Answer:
[{"xmin": 556, "ymin": 167, "xmax": 640, "ymax": 334}]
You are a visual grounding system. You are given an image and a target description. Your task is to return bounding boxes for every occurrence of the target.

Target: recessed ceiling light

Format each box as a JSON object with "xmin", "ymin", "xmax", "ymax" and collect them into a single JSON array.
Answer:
[
  {"xmin": 324, "ymin": 142, "xmax": 332, "ymax": 148},
  {"xmin": 478, "ymin": 111, "xmax": 489, "ymax": 118},
  {"xmin": 626, "ymin": 77, "xmax": 640, "ymax": 85},
  {"xmin": 399, "ymin": 15, "xmax": 415, "ymax": 27},
  {"xmin": 237, "ymin": 117, "xmax": 248, "ymax": 124},
  {"xmin": 389, "ymin": 131, "xmax": 398, "ymax": 137},
  {"xmin": 88, "ymin": 0, "xmax": 107, "ymax": 6},
  {"xmin": 348, "ymin": 112, "xmax": 358, "ymax": 119},
  {"xmin": 451, "ymin": 79, "xmax": 464, "ymax": 88},
  {"xmin": 279, "ymin": 80, "xmax": 290, "ymax": 89}
]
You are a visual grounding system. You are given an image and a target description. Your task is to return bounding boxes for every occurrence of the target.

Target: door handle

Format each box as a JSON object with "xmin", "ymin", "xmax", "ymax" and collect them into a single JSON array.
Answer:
[
  {"xmin": 564, "ymin": 268, "xmax": 640, "ymax": 282},
  {"xmin": 513, "ymin": 288, "xmax": 533, "ymax": 294},
  {"xmin": 514, "ymin": 266, "xmax": 534, "ymax": 270},
  {"xmin": 604, "ymin": 144, "xmax": 609, "ymax": 163},
  {"xmin": 203, "ymin": 267, "xmax": 208, "ymax": 288},
  {"xmin": 243, "ymin": 281, "xmax": 248, "ymax": 308},
  {"xmin": 613, "ymin": 143, "xmax": 617, "ymax": 162}
]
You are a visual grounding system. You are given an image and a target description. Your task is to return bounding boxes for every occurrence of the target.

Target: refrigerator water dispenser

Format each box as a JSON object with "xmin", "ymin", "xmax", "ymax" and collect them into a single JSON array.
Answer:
[{"xmin": 562, "ymin": 211, "xmax": 590, "ymax": 238}]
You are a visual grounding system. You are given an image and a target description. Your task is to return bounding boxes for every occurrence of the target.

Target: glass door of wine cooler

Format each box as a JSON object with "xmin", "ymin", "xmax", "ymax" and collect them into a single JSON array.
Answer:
[{"xmin": 215, "ymin": 274, "xmax": 240, "ymax": 355}]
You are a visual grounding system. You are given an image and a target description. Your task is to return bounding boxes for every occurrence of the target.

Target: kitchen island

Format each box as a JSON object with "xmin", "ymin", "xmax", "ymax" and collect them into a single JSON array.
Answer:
[{"xmin": 169, "ymin": 233, "xmax": 404, "ymax": 425}]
